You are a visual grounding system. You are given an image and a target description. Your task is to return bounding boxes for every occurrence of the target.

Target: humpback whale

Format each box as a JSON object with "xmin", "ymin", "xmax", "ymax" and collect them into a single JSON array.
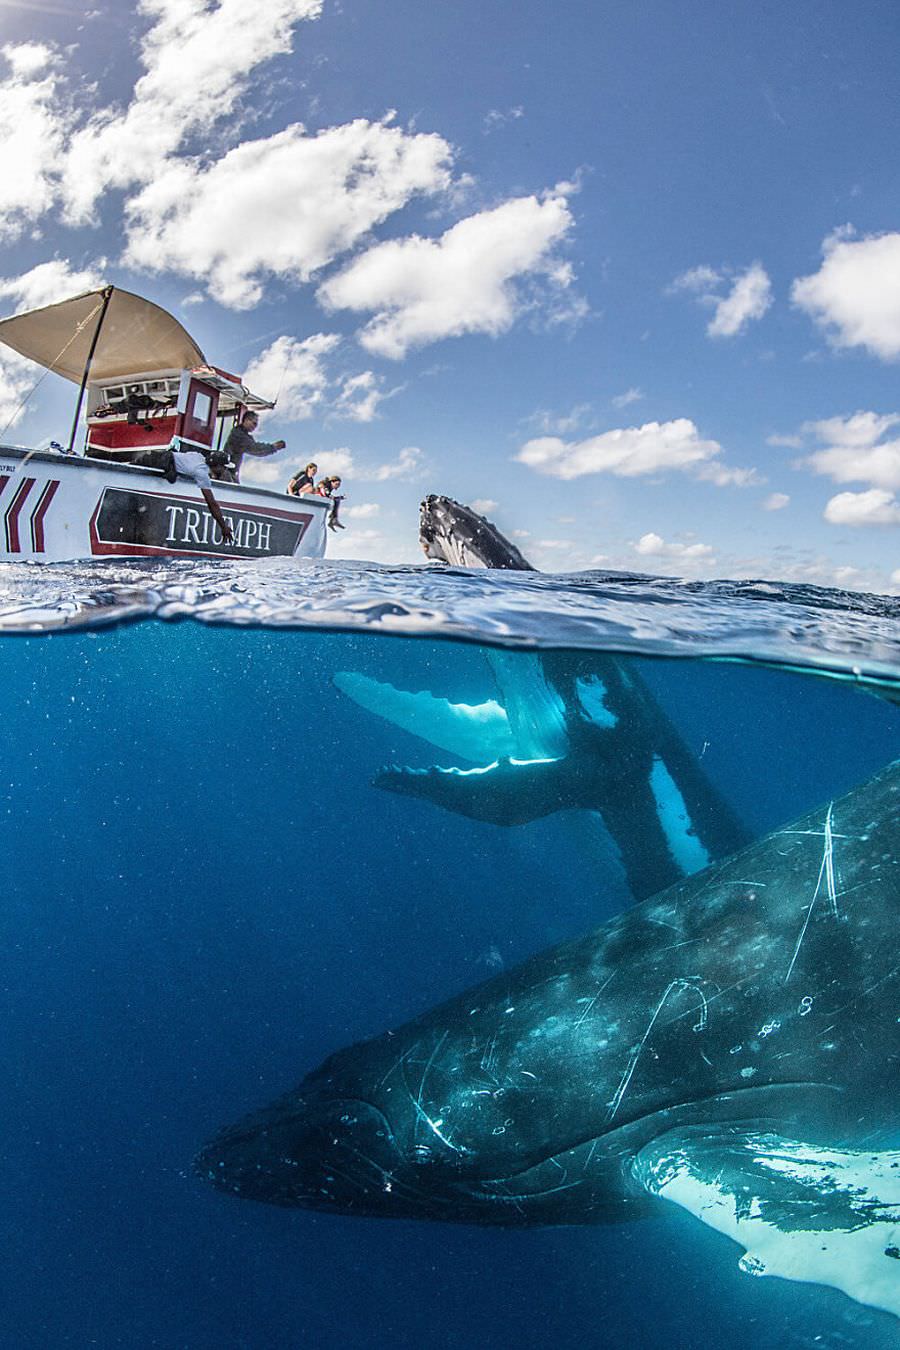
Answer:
[
  {"xmin": 334, "ymin": 496, "xmax": 749, "ymax": 900},
  {"xmin": 198, "ymin": 763, "xmax": 900, "ymax": 1320}
]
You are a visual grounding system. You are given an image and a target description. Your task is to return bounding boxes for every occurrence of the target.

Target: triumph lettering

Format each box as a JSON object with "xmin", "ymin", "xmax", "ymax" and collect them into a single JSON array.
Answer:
[{"xmin": 95, "ymin": 488, "xmax": 308, "ymax": 557}]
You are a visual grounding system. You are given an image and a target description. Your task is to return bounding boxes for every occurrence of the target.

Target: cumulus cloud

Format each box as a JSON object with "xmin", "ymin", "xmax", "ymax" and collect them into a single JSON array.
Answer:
[
  {"xmin": 344, "ymin": 502, "xmax": 380, "ymax": 519},
  {"xmin": 823, "ymin": 489, "xmax": 900, "ymax": 527},
  {"xmin": 669, "ymin": 261, "xmax": 773, "ymax": 338},
  {"xmin": 707, "ymin": 263, "xmax": 773, "ymax": 337},
  {"xmin": 357, "ymin": 445, "xmax": 423, "ymax": 481},
  {"xmin": 470, "ymin": 498, "xmax": 498, "ymax": 514},
  {"xmin": 333, "ymin": 371, "xmax": 389, "ymax": 423},
  {"xmin": 60, "ymin": 0, "xmax": 324, "ymax": 224},
  {"xmin": 763, "ymin": 492, "xmax": 790, "ymax": 511},
  {"xmin": 123, "ymin": 118, "xmax": 454, "ymax": 308},
  {"xmin": 792, "ymin": 228, "xmax": 900, "ymax": 360},
  {"xmin": 514, "ymin": 417, "xmax": 755, "ymax": 485},
  {"xmin": 318, "ymin": 193, "xmax": 575, "ymax": 358},
  {"xmin": 0, "ymin": 257, "xmax": 105, "ymax": 313},
  {"xmin": 242, "ymin": 333, "xmax": 339, "ymax": 420},
  {"xmin": 801, "ymin": 410, "xmax": 900, "ymax": 491},
  {"xmin": 634, "ymin": 532, "xmax": 715, "ymax": 561},
  {"xmin": 0, "ymin": 43, "xmax": 68, "ymax": 240}
]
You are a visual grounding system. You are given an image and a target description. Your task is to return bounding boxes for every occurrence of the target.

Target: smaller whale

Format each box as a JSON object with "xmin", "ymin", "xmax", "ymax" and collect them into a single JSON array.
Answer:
[
  {"xmin": 334, "ymin": 496, "xmax": 750, "ymax": 901},
  {"xmin": 198, "ymin": 762, "xmax": 900, "ymax": 1322}
]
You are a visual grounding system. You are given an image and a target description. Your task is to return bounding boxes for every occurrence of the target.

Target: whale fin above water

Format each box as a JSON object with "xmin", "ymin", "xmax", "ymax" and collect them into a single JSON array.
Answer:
[
  {"xmin": 635, "ymin": 1128, "xmax": 900, "ymax": 1320},
  {"xmin": 333, "ymin": 670, "xmax": 515, "ymax": 762}
]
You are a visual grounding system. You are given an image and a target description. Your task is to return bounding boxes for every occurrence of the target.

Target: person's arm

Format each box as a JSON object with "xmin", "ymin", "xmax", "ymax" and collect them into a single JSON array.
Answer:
[
  {"xmin": 201, "ymin": 487, "xmax": 234, "ymax": 545},
  {"xmin": 244, "ymin": 436, "xmax": 286, "ymax": 457}
]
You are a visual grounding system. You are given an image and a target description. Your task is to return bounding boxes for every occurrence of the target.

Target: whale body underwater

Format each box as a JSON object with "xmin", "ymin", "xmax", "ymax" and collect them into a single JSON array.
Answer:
[
  {"xmin": 334, "ymin": 497, "xmax": 749, "ymax": 902},
  {"xmin": 198, "ymin": 758, "xmax": 900, "ymax": 1319}
]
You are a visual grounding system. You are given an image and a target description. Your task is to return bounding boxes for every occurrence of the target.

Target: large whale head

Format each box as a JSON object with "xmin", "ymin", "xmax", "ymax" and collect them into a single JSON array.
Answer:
[
  {"xmin": 198, "ymin": 764, "xmax": 900, "ymax": 1322},
  {"xmin": 419, "ymin": 495, "xmax": 535, "ymax": 569}
]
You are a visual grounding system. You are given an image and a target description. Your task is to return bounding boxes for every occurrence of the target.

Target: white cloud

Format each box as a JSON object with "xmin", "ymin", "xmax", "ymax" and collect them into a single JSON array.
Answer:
[
  {"xmin": 333, "ymin": 370, "xmax": 387, "ymax": 423},
  {"xmin": 60, "ymin": 0, "xmax": 325, "ymax": 224},
  {"xmin": 823, "ymin": 489, "xmax": 900, "ymax": 527},
  {"xmin": 243, "ymin": 333, "xmax": 339, "ymax": 420},
  {"xmin": 803, "ymin": 410, "xmax": 900, "ymax": 448},
  {"xmin": 326, "ymin": 523, "xmax": 423, "ymax": 565},
  {"xmin": 470, "ymin": 498, "xmax": 498, "ymax": 514},
  {"xmin": 358, "ymin": 445, "xmax": 422, "ymax": 481},
  {"xmin": 792, "ymin": 228, "xmax": 900, "ymax": 360},
  {"xmin": 319, "ymin": 192, "xmax": 575, "ymax": 358},
  {"xmin": 634, "ymin": 532, "xmax": 715, "ymax": 561},
  {"xmin": 694, "ymin": 461, "xmax": 762, "ymax": 487},
  {"xmin": 892, "ymin": 569, "xmax": 900, "ymax": 587},
  {"xmin": 243, "ymin": 442, "xmax": 420, "ymax": 488},
  {"xmin": 766, "ymin": 432, "xmax": 804, "ymax": 448},
  {"xmin": 801, "ymin": 410, "xmax": 900, "ymax": 491},
  {"xmin": 483, "ymin": 106, "xmax": 525, "ymax": 133},
  {"xmin": 707, "ymin": 263, "xmax": 773, "ymax": 338},
  {"xmin": 344, "ymin": 501, "xmax": 380, "ymax": 519},
  {"xmin": 123, "ymin": 118, "xmax": 454, "ymax": 308},
  {"xmin": 763, "ymin": 492, "xmax": 790, "ymax": 511},
  {"xmin": 668, "ymin": 265, "xmax": 723, "ymax": 294},
  {"xmin": 612, "ymin": 387, "xmax": 643, "ymax": 408},
  {"xmin": 515, "ymin": 417, "xmax": 755, "ymax": 485},
  {"xmin": 669, "ymin": 261, "xmax": 772, "ymax": 338},
  {"xmin": 0, "ymin": 43, "xmax": 67, "ymax": 240},
  {"xmin": 0, "ymin": 257, "xmax": 105, "ymax": 313}
]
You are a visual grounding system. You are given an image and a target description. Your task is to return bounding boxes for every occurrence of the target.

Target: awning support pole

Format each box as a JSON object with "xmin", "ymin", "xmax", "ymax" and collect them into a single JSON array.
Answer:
[{"xmin": 66, "ymin": 284, "xmax": 114, "ymax": 455}]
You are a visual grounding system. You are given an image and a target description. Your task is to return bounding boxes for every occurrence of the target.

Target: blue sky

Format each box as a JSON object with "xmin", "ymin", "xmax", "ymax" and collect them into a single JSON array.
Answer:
[{"xmin": 0, "ymin": 0, "xmax": 899, "ymax": 587}]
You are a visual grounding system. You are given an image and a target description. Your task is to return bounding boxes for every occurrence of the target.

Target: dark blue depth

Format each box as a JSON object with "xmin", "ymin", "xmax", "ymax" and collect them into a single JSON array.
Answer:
[{"xmin": 1, "ymin": 623, "xmax": 898, "ymax": 1348}]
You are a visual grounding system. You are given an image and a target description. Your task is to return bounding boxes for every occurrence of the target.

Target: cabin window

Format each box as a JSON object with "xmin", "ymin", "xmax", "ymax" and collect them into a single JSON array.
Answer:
[{"xmin": 192, "ymin": 391, "xmax": 212, "ymax": 426}]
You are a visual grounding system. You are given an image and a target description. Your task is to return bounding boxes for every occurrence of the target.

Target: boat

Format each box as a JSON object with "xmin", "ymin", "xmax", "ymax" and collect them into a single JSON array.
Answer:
[{"xmin": 0, "ymin": 286, "xmax": 331, "ymax": 562}]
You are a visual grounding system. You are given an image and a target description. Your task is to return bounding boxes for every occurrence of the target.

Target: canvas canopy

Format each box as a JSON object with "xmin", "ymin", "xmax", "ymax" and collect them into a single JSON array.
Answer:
[{"xmin": 0, "ymin": 286, "xmax": 206, "ymax": 384}]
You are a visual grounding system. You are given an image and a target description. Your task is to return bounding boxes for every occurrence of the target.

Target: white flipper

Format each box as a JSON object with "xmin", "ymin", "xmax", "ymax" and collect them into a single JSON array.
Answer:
[
  {"xmin": 635, "ymin": 1129, "xmax": 900, "ymax": 1320},
  {"xmin": 333, "ymin": 671, "xmax": 515, "ymax": 763}
]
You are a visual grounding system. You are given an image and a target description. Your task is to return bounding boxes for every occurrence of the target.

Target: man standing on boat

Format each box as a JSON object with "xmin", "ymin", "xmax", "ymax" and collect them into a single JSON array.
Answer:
[{"xmin": 222, "ymin": 411, "xmax": 286, "ymax": 482}]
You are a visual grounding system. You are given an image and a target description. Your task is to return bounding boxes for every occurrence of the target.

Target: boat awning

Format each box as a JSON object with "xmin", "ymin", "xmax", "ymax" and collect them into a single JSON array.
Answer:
[{"xmin": 0, "ymin": 286, "xmax": 206, "ymax": 383}]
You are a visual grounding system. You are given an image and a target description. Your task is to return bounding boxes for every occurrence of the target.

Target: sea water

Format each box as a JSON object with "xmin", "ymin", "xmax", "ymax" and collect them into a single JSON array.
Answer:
[{"xmin": 1, "ymin": 558, "xmax": 899, "ymax": 1349}]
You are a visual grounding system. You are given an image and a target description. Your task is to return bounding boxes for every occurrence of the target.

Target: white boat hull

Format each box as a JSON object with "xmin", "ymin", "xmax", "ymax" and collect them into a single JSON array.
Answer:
[{"xmin": 0, "ymin": 448, "xmax": 329, "ymax": 563}]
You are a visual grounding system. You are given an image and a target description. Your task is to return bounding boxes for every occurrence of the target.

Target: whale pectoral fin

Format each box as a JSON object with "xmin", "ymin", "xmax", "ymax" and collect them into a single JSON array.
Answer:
[
  {"xmin": 333, "ymin": 671, "xmax": 514, "ymax": 763},
  {"xmin": 373, "ymin": 758, "xmax": 569, "ymax": 826},
  {"xmin": 634, "ymin": 1127, "xmax": 900, "ymax": 1320}
]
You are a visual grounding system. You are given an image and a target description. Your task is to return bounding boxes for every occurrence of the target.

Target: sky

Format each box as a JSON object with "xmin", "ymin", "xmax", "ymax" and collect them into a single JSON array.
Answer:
[{"xmin": 0, "ymin": 0, "xmax": 899, "ymax": 589}]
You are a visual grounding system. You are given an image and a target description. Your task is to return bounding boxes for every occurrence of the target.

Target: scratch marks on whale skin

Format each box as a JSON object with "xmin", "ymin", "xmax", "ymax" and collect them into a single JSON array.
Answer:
[
  {"xmin": 783, "ymin": 802, "xmax": 861, "ymax": 984},
  {"xmin": 607, "ymin": 978, "xmax": 712, "ymax": 1124}
]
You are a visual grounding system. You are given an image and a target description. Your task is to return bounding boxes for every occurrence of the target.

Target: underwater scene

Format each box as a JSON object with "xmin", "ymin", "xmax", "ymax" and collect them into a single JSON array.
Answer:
[{"xmin": 2, "ymin": 558, "xmax": 899, "ymax": 1349}]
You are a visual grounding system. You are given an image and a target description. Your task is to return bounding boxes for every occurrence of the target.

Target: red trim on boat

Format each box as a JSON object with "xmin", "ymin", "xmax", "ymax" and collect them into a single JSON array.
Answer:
[
  {"xmin": 5, "ymin": 477, "xmax": 35, "ymax": 552},
  {"xmin": 30, "ymin": 479, "xmax": 60, "ymax": 553}
]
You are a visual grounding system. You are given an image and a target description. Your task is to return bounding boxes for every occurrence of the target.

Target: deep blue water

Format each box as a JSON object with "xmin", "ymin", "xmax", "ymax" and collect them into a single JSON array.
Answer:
[{"xmin": 2, "ymin": 561, "xmax": 899, "ymax": 1348}]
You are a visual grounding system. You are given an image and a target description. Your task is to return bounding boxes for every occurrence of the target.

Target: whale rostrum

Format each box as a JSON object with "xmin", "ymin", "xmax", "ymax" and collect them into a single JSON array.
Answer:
[{"xmin": 198, "ymin": 762, "xmax": 900, "ymax": 1321}]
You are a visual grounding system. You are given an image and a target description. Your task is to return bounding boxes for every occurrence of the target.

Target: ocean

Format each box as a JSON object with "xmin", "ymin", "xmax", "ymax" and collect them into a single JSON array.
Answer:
[{"xmin": 1, "ymin": 558, "xmax": 898, "ymax": 1349}]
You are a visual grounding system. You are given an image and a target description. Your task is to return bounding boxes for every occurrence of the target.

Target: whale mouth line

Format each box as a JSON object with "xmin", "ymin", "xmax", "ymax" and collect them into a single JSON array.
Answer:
[{"xmin": 471, "ymin": 1080, "xmax": 846, "ymax": 1192}]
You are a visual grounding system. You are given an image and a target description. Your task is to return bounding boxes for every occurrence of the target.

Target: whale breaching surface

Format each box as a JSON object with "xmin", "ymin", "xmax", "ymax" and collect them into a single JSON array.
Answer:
[
  {"xmin": 198, "ymin": 761, "xmax": 900, "ymax": 1322},
  {"xmin": 334, "ymin": 497, "xmax": 750, "ymax": 902}
]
